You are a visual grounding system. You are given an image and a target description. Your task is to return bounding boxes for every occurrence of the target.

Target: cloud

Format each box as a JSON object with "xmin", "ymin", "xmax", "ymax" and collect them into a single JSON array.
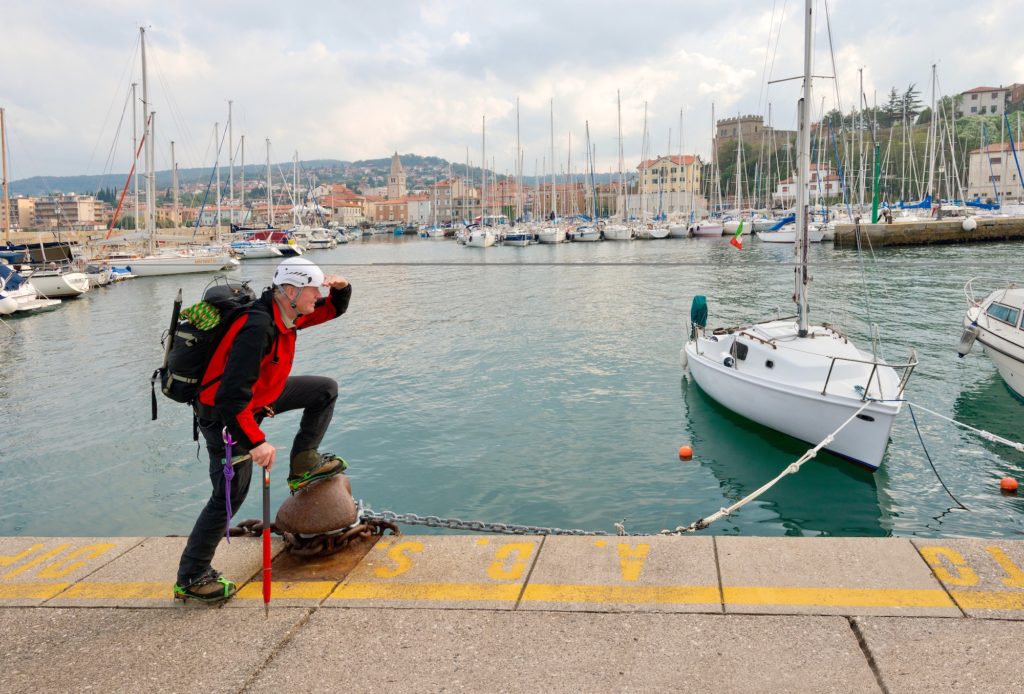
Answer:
[{"xmin": 3, "ymin": 0, "xmax": 1024, "ymax": 180}]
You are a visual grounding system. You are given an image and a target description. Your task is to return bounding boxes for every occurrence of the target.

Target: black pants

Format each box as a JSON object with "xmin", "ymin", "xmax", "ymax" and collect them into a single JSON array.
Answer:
[{"xmin": 176, "ymin": 375, "xmax": 338, "ymax": 586}]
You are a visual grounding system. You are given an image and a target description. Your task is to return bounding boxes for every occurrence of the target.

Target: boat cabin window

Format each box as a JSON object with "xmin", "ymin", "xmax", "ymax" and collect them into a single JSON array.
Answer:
[{"xmin": 986, "ymin": 302, "xmax": 1020, "ymax": 327}]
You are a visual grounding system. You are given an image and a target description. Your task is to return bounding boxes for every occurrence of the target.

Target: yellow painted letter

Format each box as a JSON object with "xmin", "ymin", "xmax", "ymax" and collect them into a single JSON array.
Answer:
[
  {"xmin": 617, "ymin": 544, "xmax": 651, "ymax": 582},
  {"xmin": 986, "ymin": 546, "xmax": 1024, "ymax": 588},
  {"xmin": 37, "ymin": 544, "xmax": 115, "ymax": 579},
  {"xmin": 919, "ymin": 546, "xmax": 978, "ymax": 586},
  {"xmin": 374, "ymin": 541, "xmax": 424, "ymax": 578},
  {"xmin": 487, "ymin": 543, "xmax": 535, "ymax": 581},
  {"xmin": 0, "ymin": 544, "xmax": 44, "ymax": 568}
]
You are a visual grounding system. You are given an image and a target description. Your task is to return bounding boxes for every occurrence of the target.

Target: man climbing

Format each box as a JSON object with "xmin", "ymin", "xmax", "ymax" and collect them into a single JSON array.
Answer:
[{"xmin": 174, "ymin": 257, "xmax": 352, "ymax": 604}]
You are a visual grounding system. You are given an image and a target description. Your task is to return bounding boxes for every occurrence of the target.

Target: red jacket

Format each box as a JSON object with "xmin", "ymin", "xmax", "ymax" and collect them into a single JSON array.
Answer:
[{"xmin": 197, "ymin": 284, "xmax": 351, "ymax": 447}]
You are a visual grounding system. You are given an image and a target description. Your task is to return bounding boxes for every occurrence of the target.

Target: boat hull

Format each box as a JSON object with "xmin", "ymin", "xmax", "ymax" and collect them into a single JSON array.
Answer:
[
  {"xmin": 689, "ymin": 222, "xmax": 724, "ymax": 237},
  {"xmin": 964, "ymin": 299, "xmax": 1024, "ymax": 399},
  {"xmin": 28, "ymin": 271, "xmax": 90, "ymax": 298},
  {"xmin": 683, "ymin": 324, "xmax": 904, "ymax": 470},
  {"xmin": 756, "ymin": 229, "xmax": 826, "ymax": 243},
  {"xmin": 536, "ymin": 227, "xmax": 566, "ymax": 243},
  {"xmin": 124, "ymin": 254, "xmax": 238, "ymax": 276}
]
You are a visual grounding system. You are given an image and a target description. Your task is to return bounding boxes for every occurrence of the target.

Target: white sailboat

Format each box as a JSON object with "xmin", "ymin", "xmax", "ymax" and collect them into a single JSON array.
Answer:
[
  {"xmin": 682, "ymin": 0, "xmax": 917, "ymax": 471},
  {"xmin": 108, "ymin": 29, "xmax": 236, "ymax": 277}
]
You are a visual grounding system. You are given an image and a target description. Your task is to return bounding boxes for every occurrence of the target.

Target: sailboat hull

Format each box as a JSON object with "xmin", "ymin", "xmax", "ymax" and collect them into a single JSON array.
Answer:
[
  {"xmin": 684, "ymin": 323, "xmax": 904, "ymax": 470},
  {"xmin": 126, "ymin": 254, "xmax": 238, "ymax": 276}
]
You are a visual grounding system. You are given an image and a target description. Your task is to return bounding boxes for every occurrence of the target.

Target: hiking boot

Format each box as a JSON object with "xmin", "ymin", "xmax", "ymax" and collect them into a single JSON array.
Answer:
[
  {"xmin": 173, "ymin": 570, "xmax": 237, "ymax": 605},
  {"xmin": 287, "ymin": 452, "xmax": 347, "ymax": 493}
]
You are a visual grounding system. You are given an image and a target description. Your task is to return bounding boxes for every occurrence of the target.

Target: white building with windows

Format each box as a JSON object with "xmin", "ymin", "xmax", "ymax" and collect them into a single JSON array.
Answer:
[
  {"xmin": 772, "ymin": 164, "xmax": 841, "ymax": 204},
  {"xmin": 966, "ymin": 142, "xmax": 1024, "ymax": 203},
  {"xmin": 956, "ymin": 86, "xmax": 1011, "ymax": 117}
]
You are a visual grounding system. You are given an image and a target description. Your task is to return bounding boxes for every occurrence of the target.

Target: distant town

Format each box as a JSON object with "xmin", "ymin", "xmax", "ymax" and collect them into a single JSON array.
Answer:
[{"xmin": 4, "ymin": 82, "xmax": 1023, "ymax": 234}]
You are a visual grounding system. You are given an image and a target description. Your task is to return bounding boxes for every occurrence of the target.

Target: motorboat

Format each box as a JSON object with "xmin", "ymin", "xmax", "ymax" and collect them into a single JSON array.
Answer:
[
  {"xmin": 681, "ymin": 0, "xmax": 917, "ymax": 471},
  {"xmin": 0, "ymin": 262, "xmax": 61, "ymax": 314},
  {"xmin": 958, "ymin": 278, "xmax": 1024, "ymax": 398}
]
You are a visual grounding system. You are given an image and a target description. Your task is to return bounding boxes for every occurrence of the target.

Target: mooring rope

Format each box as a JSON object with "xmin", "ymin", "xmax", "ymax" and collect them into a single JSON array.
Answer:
[
  {"xmin": 906, "ymin": 401, "xmax": 1024, "ymax": 453},
  {"xmin": 907, "ymin": 404, "xmax": 968, "ymax": 510},
  {"xmin": 659, "ymin": 400, "xmax": 875, "ymax": 534}
]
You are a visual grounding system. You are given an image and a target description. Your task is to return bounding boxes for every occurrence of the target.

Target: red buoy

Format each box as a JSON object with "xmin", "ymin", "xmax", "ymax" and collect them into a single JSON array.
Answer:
[
  {"xmin": 1000, "ymin": 477, "xmax": 1018, "ymax": 494},
  {"xmin": 678, "ymin": 445, "xmax": 693, "ymax": 461}
]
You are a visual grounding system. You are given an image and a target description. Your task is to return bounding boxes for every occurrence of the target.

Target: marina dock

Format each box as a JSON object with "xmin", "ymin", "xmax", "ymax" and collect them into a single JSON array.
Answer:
[
  {"xmin": 2, "ymin": 534, "xmax": 1022, "ymax": 692},
  {"xmin": 833, "ymin": 216, "xmax": 1024, "ymax": 248}
]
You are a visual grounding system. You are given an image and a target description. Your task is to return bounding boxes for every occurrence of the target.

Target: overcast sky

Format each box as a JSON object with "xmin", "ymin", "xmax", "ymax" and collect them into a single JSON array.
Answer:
[{"xmin": 2, "ymin": 0, "xmax": 1022, "ymax": 182}]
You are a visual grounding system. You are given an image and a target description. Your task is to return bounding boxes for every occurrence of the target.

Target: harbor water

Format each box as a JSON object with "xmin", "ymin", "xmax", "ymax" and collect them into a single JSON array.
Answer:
[{"xmin": 1, "ymin": 235, "xmax": 1023, "ymax": 538}]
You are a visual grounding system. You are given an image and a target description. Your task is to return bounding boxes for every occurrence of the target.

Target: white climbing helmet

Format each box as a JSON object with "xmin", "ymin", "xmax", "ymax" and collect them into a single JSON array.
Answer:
[{"xmin": 273, "ymin": 257, "xmax": 325, "ymax": 288}]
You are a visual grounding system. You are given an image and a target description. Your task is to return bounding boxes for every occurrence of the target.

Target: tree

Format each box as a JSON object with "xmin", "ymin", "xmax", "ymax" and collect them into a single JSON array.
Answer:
[
  {"xmin": 902, "ymin": 83, "xmax": 923, "ymax": 120},
  {"xmin": 882, "ymin": 87, "xmax": 901, "ymax": 126}
]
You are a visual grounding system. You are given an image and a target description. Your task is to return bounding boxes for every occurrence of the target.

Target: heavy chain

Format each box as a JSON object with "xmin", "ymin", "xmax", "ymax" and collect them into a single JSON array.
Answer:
[{"xmin": 359, "ymin": 506, "xmax": 620, "ymax": 536}]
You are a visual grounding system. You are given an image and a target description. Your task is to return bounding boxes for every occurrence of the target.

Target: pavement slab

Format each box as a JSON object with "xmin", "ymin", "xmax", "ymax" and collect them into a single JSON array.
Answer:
[
  {"xmin": 717, "ymin": 537, "xmax": 960, "ymax": 617},
  {"xmin": 913, "ymin": 538, "xmax": 1024, "ymax": 619},
  {"xmin": 854, "ymin": 616, "xmax": 1024, "ymax": 693},
  {"xmin": 247, "ymin": 609, "xmax": 880, "ymax": 694},
  {"xmin": 0, "ymin": 537, "xmax": 143, "ymax": 606},
  {"xmin": 0, "ymin": 607, "xmax": 309, "ymax": 694},
  {"xmin": 519, "ymin": 535, "xmax": 721, "ymax": 612},
  {"xmin": 45, "ymin": 536, "xmax": 285, "ymax": 608},
  {"xmin": 327, "ymin": 535, "xmax": 542, "ymax": 609}
]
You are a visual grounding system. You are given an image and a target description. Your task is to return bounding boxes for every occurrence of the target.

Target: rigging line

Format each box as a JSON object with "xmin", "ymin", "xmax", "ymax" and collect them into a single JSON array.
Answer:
[
  {"xmin": 756, "ymin": 0, "xmax": 781, "ymax": 116},
  {"xmin": 85, "ymin": 39, "xmax": 140, "ymax": 177},
  {"xmin": 908, "ymin": 405, "xmax": 969, "ymax": 511},
  {"xmin": 98, "ymin": 85, "xmax": 134, "ymax": 195},
  {"xmin": 147, "ymin": 48, "xmax": 202, "ymax": 171},
  {"xmin": 765, "ymin": 0, "xmax": 788, "ymax": 91},
  {"xmin": 822, "ymin": 0, "xmax": 844, "ymax": 129}
]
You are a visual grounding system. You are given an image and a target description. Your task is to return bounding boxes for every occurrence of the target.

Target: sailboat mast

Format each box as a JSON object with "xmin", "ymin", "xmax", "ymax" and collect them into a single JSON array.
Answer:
[
  {"xmin": 1, "ymin": 107, "xmax": 10, "ymax": 244},
  {"xmin": 240, "ymin": 135, "xmax": 245, "ymax": 224},
  {"xmin": 794, "ymin": 0, "xmax": 813, "ymax": 337},
  {"xmin": 925, "ymin": 64, "xmax": 937, "ymax": 199},
  {"xmin": 481, "ymin": 116, "xmax": 486, "ymax": 221},
  {"xmin": 215, "ymin": 123, "xmax": 222, "ymax": 237},
  {"xmin": 265, "ymin": 138, "xmax": 273, "ymax": 227},
  {"xmin": 132, "ymin": 82, "xmax": 139, "ymax": 232},
  {"xmin": 550, "ymin": 99, "xmax": 556, "ymax": 219},
  {"xmin": 228, "ymin": 100, "xmax": 234, "ymax": 226},
  {"xmin": 618, "ymin": 90, "xmax": 625, "ymax": 219},
  {"xmin": 140, "ymin": 27, "xmax": 156, "ymax": 254},
  {"xmin": 171, "ymin": 140, "xmax": 179, "ymax": 230}
]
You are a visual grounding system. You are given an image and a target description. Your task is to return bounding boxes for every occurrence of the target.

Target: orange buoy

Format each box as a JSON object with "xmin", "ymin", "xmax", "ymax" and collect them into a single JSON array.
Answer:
[
  {"xmin": 1000, "ymin": 477, "xmax": 1018, "ymax": 494},
  {"xmin": 678, "ymin": 445, "xmax": 694, "ymax": 461}
]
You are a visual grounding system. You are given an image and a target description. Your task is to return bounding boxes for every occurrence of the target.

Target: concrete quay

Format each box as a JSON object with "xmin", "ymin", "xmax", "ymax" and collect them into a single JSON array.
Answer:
[
  {"xmin": 2, "ymin": 534, "xmax": 1023, "ymax": 693},
  {"xmin": 833, "ymin": 215, "xmax": 1024, "ymax": 248}
]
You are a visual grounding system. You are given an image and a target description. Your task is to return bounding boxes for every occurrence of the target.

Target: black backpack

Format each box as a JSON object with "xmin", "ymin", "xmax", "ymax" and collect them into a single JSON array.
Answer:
[{"xmin": 150, "ymin": 279, "xmax": 257, "ymax": 421}]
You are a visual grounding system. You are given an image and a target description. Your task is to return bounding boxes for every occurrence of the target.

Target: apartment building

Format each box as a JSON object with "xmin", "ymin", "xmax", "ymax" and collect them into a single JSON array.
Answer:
[
  {"xmin": 957, "ymin": 86, "xmax": 1014, "ymax": 117},
  {"xmin": 966, "ymin": 142, "xmax": 1023, "ymax": 203}
]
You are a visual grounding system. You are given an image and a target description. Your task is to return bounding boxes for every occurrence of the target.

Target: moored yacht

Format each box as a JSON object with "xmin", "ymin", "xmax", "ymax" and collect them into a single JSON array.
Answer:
[{"xmin": 958, "ymin": 278, "xmax": 1024, "ymax": 399}]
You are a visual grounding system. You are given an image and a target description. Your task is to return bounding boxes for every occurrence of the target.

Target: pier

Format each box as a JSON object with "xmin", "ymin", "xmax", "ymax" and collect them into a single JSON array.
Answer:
[
  {"xmin": 2, "ymin": 534, "xmax": 1022, "ymax": 692},
  {"xmin": 834, "ymin": 216, "xmax": 1024, "ymax": 249}
]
